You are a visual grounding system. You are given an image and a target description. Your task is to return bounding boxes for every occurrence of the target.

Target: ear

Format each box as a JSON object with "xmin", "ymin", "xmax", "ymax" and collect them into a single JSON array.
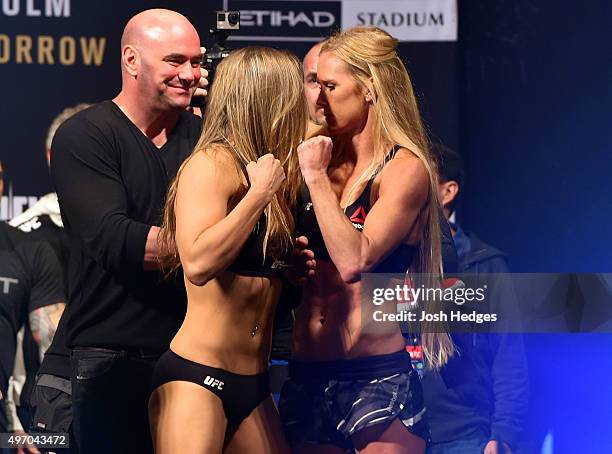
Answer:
[
  {"xmin": 363, "ymin": 77, "xmax": 375, "ymax": 103},
  {"xmin": 122, "ymin": 45, "xmax": 139, "ymax": 77},
  {"xmin": 439, "ymin": 180, "xmax": 459, "ymax": 210}
]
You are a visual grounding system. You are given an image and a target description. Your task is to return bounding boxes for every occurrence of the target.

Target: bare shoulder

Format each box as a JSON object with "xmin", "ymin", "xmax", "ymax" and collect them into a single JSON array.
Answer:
[
  {"xmin": 380, "ymin": 147, "xmax": 429, "ymax": 193},
  {"xmin": 179, "ymin": 145, "xmax": 241, "ymax": 193},
  {"xmin": 183, "ymin": 144, "xmax": 238, "ymax": 175}
]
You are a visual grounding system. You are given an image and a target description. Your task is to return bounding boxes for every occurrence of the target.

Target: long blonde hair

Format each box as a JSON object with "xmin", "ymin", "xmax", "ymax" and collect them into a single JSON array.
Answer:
[
  {"xmin": 160, "ymin": 46, "xmax": 307, "ymax": 272},
  {"xmin": 322, "ymin": 27, "xmax": 454, "ymax": 368}
]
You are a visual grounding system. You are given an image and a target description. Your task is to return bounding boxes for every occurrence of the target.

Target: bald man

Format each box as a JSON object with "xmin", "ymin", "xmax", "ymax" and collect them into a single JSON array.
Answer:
[
  {"xmin": 50, "ymin": 10, "xmax": 206, "ymax": 453},
  {"xmin": 303, "ymin": 41, "xmax": 325, "ymax": 126}
]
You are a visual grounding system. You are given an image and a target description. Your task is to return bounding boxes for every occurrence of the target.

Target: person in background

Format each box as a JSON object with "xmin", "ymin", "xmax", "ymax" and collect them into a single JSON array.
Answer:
[
  {"xmin": 50, "ymin": 9, "xmax": 207, "ymax": 453},
  {"xmin": 11, "ymin": 104, "xmax": 91, "ymax": 262},
  {"xmin": 7, "ymin": 104, "xmax": 90, "ymax": 454},
  {"xmin": 0, "ymin": 160, "xmax": 65, "ymax": 454},
  {"xmin": 303, "ymin": 41, "xmax": 326, "ymax": 127},
  {"xmin": 422, "ymin": 144, "xmax": 528, "ymax": 454},
  {"xmin": 7, "ymin": 104, "xmax": 91, "ymax": 452}
]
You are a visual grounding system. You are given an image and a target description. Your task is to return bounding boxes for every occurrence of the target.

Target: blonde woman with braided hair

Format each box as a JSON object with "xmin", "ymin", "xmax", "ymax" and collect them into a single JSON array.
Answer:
[
  {"xmin": 148, "ymin": 46, "xmax": 310, "ymax": 454},
  {"xmin": 279, "ymin": 27, "xmax": 454, "ymax": 453}
]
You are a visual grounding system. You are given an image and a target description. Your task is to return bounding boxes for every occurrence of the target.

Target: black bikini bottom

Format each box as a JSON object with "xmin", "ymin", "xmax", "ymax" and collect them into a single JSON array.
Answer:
[{"xmin": 151, "ymin": 350, "xmax": 270, "ymax": 443}]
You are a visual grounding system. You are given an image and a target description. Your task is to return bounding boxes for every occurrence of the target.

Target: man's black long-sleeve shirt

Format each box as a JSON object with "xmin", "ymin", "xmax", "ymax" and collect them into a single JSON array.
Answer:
[{"xmin": 50, "ymin": 101, "xmax": 202, "ymax": 351}]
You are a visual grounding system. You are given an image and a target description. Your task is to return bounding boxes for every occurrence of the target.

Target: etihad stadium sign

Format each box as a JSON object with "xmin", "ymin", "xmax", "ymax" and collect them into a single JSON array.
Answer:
[{"xmin": 224, "ymin": 0, "xmax": 457, "ymax": 42}]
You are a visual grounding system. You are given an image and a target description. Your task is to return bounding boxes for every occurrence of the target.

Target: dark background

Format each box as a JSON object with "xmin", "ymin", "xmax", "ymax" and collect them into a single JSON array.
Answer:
[
  {"xmin": 458, "ymin": 0, "xmax": 611, "ymax": 274},
  {"xmin": 457, "ymin": 2, "xmax": 612, "ymax": 452}
]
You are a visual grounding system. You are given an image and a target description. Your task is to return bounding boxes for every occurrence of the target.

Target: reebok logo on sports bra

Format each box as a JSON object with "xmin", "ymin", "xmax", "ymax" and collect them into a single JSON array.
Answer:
[
  {"xmin": 349, "ymin": 206, "xmax": 367, "ymax": 230},
  {"xmin": 349, "ymin": 206, "xmax": 367, "ymax": 225},
  {"xmin": 204, "ymin": 376, "xmax": 224, "ymax": 390}
]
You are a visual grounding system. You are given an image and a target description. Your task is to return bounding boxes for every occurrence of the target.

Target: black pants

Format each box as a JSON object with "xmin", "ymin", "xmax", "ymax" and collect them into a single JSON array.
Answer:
[
  {"xmin": 71, "ymin": 347, "xmax": 159, "ymax": 454},
  {"xmin": 30, "ymin": 374, "xmax": 77, "ymax": 454}
]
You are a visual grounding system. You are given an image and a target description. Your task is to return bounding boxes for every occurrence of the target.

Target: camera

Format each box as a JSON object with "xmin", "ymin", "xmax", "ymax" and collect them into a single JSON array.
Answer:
[
  {"xmin": 203, "ymin": 11, "xmax": 240, "ymax": 74},
  {"xmin": 216, "ymin": 11, "xmax": 240, "ymax": 30},
  {"xmin": 191, "ymin": 11, "xmax": 240, "ymax": 108}
]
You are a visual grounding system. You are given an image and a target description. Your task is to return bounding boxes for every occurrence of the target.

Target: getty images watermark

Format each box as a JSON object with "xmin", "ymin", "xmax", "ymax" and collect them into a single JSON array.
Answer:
[
  {"xmin": 371, "ymin": 279, "xmax": 497, "ymax": 324},
  {"xmin": 361, "ymin": 273, "xmax": 612, "ymax": 334},
  {"xmin": 359, "ymin": 273, "xmax": 523, "ymax": 334}
]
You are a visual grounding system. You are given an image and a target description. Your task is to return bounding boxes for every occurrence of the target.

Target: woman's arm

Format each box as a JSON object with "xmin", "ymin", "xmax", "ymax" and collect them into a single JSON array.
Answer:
[
  {"xmin": 175, "ymin": 150, "xmax": 285, "ymax": 286},
  {"xmin": 299, "ymin": 137, "xmax": 428, "ymax": 283}
]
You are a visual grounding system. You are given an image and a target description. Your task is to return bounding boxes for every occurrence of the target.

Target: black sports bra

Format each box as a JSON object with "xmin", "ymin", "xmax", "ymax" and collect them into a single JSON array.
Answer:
[
  {"xmin": 225, "ymin": 164, "xmax": 289, "ymax": 278},
  {"xmin": 296, "ymin": 147, "xmax": 417, "ymax": 274},
  {"xmin": 225, "ymin": 213, "xmax": 289, "ymax": 278}
]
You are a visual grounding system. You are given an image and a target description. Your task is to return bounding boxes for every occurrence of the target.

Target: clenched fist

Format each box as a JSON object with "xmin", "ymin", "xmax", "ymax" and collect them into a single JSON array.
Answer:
[
  {"xmin": 246, "ymin": 154, "xmax": 286, "ymax": 203},
  {"xmin": 297, "ymin": 136, "xmax": 333, "ymax": 184}
]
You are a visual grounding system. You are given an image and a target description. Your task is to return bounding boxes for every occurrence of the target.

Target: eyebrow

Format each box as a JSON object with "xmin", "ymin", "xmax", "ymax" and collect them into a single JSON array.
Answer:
[{"xmin": 163, "ymin": 53, "xmax": 202, "ymax": 61}]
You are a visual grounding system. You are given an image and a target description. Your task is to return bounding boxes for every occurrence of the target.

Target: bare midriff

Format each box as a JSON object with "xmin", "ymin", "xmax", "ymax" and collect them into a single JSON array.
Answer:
[
  {"xmin": 293, "ymin": 260, "xmax": 405, "ymax": 361},
  {"xmin": 170, "ymin": 271, "xmax": 281, "ymax": 375}
]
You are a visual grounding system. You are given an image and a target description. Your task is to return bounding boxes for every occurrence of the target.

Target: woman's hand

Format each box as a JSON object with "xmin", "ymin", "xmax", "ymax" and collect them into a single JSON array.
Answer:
[
  {"xmin": 285, "ymin": 236, "xmax": 316, "ymax": 285},
  {"xmin": 298, "ymin": 136, "xmax": 333, "ymax": 184},
  {"xmin": 246, "ymin": 154, "xmax": 286, "ymax": 203}
]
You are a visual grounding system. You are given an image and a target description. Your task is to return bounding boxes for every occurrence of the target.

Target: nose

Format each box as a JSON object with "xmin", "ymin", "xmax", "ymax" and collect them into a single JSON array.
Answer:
[
  {"xmin": 178, "ymin": 61, "xmax": 199, "ymax": 86},
  {"xmin": 316, "ymin": 86, "xmax": 328, "ymax": 107}
]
